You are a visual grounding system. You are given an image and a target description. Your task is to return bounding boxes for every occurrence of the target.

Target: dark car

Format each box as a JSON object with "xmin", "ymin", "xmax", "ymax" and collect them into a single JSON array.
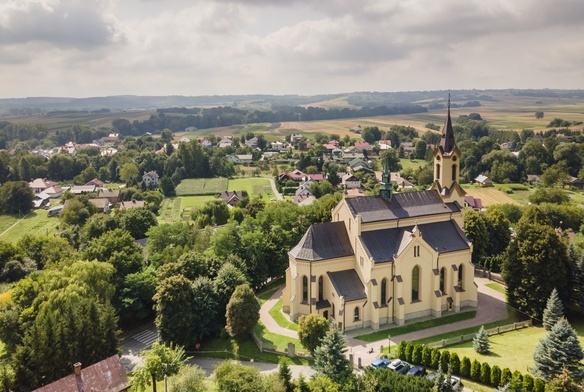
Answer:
[
  {"xmin": 407, "ymin": 365, "xmax": 427, "ymax": 377},
  {"xmin": 388, "ymin": 359, "xmax": 411, "ymax": 374},
  {"xmin": 370, "ymin": 358, "xmax": 391, "ymax": 369}
]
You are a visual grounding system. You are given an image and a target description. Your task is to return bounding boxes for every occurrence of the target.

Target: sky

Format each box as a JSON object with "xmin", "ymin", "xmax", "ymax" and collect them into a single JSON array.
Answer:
[{"xmin": 1, "ymin": 0, "xmax": 584, "ymax": 98}]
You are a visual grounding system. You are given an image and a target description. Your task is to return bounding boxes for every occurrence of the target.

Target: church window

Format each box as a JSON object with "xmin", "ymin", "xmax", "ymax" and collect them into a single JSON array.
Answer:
[
  {"xmin": 452, "ymin": 164, "xmax": 457, "ymax": 181},
  {"xmin": 381, "ymin": 278, "xmax": 387, "ymax": 305},
  {"xmin": 349, "ymin": 219, "xmax": 351, "ymax": 231},
  {"xmin": 412, "ymin": 266, "xmax": 420, "ymax": 302},
  {"xmin": 458, "ymin": 264, "xmax": 464, "ymax": 290},
  {"xmin": 440, "ymin": 268, "xmax": 446, "ymax": 294},
  {"xmin": 360, "ymin": 256, "xmax": 364, "ymax": 267},
  {"xmin": 414, "ymin": 245, "xmax": 420, "ymax": 257},
  {"xmin": 318, "ymin": 276, "xmax": 324, "ymax": 301},
  {"xmin": 436, "ymin": 164, "xmax": 441, "ymax": 179},
  {"xmin": 332, "ymin": 304, "xmax": 335, "ymax": 319},
  {"xmin": 354, "ymin": 306, "xmax": 360, "ymax": 322},
  {"xmin": 302, "ymin": 276, "xmax": 308, "ymax": 303}
]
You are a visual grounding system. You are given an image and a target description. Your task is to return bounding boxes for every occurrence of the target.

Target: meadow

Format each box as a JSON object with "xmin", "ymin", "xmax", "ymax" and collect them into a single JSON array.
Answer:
[
  {"xmin": 0, "ymin": 210, "xmax": 61, "ymax": 243},
  {"xmin": 175, "ymin": 178, "xmax": 228, "ymax": 196}
]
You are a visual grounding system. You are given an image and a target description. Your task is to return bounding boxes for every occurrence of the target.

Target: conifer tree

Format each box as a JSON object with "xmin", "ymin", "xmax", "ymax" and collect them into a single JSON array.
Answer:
[
  {"xmin": 542, "ymin": 288, "xmax": 564, "ymax": 331},
  {"xmin": 225, "ymin": 284, "xmax": 260, "ymax": 336},
  {"xmin": 533, "ymin": 317, "xmax": 584, "ymax": 380},
  {"xmin": 278, "ymin": 361, "xmax": 293, "ymax": 392},
  {"xmin": 313, "ymin": 326, "xmax": 352, "ymax": 384},
  {"xmin": 473, "ymin": 325, "xmax": 490, "ymax": 354}
]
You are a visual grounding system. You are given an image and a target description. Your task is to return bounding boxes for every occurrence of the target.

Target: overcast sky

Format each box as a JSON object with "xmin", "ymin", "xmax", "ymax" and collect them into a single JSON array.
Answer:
[{"xmin": 1, "ymin": 0, "xmax": 583, "ymax": 98}]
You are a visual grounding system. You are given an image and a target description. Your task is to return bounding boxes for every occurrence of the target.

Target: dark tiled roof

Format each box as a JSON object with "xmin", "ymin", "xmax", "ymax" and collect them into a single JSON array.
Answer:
[
  {"xmin": 289, "ymin": 222, "xmax": 354, "ymax": 261},
  {"xmin": 359, "ymin": 220, "xmax": 470, "ymax": 263},
  {"xmin": 345, "ymin": 191, "xmax": 458, "ymax": 223},
  {"xmin": 327, "ymin": 269, "xmax": 366, "ymax": 302}
]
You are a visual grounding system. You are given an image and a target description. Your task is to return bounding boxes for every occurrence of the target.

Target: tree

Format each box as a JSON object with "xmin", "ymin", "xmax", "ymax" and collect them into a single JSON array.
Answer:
[
  {"xmin": 533, "ymin": 318, "xmax": 584, "ymax": 380},
  {"xmin": 490, "ymin": 365, "xmax": 502, "ymax": 388},
  {"xmin": 120, "ymin": 267, "xmax": 158, "ymax": 325},
  {"xmin": 535, "ymin": 111, "xmax": 544, "ymax": 119},
  {"xmin": 214, "ymin": 262, "xmax": 247, "ymax": 319},
  {"xmin": 132, "ymin": 342, "xmax": 188, "ymax": 392},
  {"xmin": 0, "ymin": 181, "xmax": 34, "ymax": 215},
  {"xmin": 545, "ymin": 368, "xmax": 581, "ymax": 392},
  {"xmin": 160, "ymin": 176, "xmax": 176, "ymax": 197},
  {"xmin": 119, "ymin": 207, "xmax": 158, "ymax": 239},
  {"xmin": 313, "ymin": 325, "xmax": 353, "ymax": 384},
  {"xmin": 214, "ymin": 361, "xmax": 271, "ymax": 392},
  {"xmin": 379, "ymin": 149, "xmax": 402, "ymax": 172},
  {"xmin": 297, "ymin": 314, "xmax": 329, "ymax": 353},
  {"xmin": 168, "ymin": 365, "xmax": 206, "ymax": 392},
  {"xmin": 120, "ymin": 162, "xmax": 139, "ymax": 184},
  {"xmin": 529, "ymin": 188, "xmax": 570, "ymax": 205},
  {"xmin": 470, "ymin": 359, "xmax": 481, "ymax": 381},
  {"xmin": 473, "ymin": 325, "xmax": 490, "ymax": 354},
  {"xmin": 543, "ymin": 288, "xmax": 564, "ymax": 331},
  {"xmin": 192, "ymin": 200, "xmax": 230, "ymax": 228},
  {"xmin": 225, "ymin": 284, "xmax": 260, "ymax": 336},
  {"xmin": 278, "ymin": 361, "xmax": 293, "ymax": 392},
  {"xmin": 464, "ymin": 209, "xmax": 489, "ymax": 264}
]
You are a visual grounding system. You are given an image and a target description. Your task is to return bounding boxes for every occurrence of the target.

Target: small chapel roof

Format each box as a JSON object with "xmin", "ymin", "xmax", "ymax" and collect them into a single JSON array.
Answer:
[
  {"xmin": 289, "ymin": 221, "xmax": 354, "ymax": 261},
  {"xmin": 345, "ymin": 191, "xmax": 459, "ymax": 223},
  {"xmin": 359, "ymin": 221, "xmax": 471, "ymax": 263},
  {"xmin": 327, "ymin": 269, "xmax": 366, "ymax": 302}
]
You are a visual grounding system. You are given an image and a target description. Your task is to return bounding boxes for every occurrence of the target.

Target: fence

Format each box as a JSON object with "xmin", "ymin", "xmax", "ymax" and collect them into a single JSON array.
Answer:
[{"xmin": 426, "ymin": 319, "xmax": 532, "ymax": 349}]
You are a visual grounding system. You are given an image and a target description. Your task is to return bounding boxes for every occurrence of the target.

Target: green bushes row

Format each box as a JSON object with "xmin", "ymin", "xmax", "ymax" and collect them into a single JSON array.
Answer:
[{"xmin": 397, "ymin": 341, "xmax": 545, "ymax": 391}]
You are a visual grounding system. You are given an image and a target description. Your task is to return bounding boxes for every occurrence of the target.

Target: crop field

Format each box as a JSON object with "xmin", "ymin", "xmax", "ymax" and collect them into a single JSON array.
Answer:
[
  {"xmin": 157, "ymin": 195, "xmax": 217, "ymax": 224},
  {"xmin": 0, "ymin": 210, "xmax": 61, "ymax": 243},
  {"xmin": 175, "ymin": 178, "xmax": 228, "ymax": 196},
  {"xmin": 228, "ymin": 178, "xmax": 274, "ymax": 200},
  {"xmin": 463, "ymin": 187, "xmax": 522, "ymax": 207}
]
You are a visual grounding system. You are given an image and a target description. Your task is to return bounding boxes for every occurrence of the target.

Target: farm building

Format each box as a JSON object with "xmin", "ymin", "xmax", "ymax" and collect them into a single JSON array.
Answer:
[{"xmin": 474, "ymin": 174, "xmax": 492, "ymax": 187}]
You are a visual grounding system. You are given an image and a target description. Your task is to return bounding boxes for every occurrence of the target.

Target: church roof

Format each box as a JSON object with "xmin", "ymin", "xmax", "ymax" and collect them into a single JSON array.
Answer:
[
  {"xmin": 289, "ymin": 221, "xmax": 354, "ymax": 261},
  {"xmin": 344, "ymin": 191, "xmax": 459, "ymax": 223},
  {"xmin": 359, "ymin": 221, "xmax": 471, "ymax": 263},
  {"xmin": 327, "ymin": 269, "xmax": 366, "ymax": 302},
  {"xmin": 439, "ymin": 96, "xmax": 456, "ymax": 154}
]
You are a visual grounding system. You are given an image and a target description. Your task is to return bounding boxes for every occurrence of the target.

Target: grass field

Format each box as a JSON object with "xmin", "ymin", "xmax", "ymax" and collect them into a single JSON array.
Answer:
[
  {"xmin": 175, "ymin": 178, "xmax": 228, "ymax": 196},
  {"xmin": 0, "ymin": 210, "xmax": 61, "ymax": 243},
  {"xmin": 463, "ymin": 186, "xmax": 522, "ymax": 207},
  {"xmin": 228, "ymin": 178, "xmax": 274, "ymax": 200},
  {"xmin": 486, "ymin": 282, "xmax": 506, "ymax": 296},
  {"xmin": 399, "ymin": 158, "xmax": 427, "ymax": 172},
  {"xmin": 269, "ymin": 299, "xmax": 298, "ymax": 331}
]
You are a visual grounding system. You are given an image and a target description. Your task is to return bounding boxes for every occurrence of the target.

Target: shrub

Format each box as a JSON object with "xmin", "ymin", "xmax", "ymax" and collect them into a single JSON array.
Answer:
[
  {"xmin": 449, "ymin": 352, "xmax": 460, "ymax": 375},
  {"xmin": 460, "ymin": 356, "xmax": 471, "ymax": 378},
  {"xmin": 430, "ymin": 348, "xmax": 441, "ymax": 369},
  {"xmin": 397, "ymin": 341, "xmax": 407, "ymax": 360},
  {"xmin": 480, "ymin": 362, "xmax": 491, "ymax": 385},
  {"xmin": 439, "ymin": 350, "xmax": 450, "ymax": 373},
  {"xmin": 405, "ymin": 342, "xmax": 414, "ymax": 362},
  {"xmin": 470, "ymin": 359, "xmax": 481, "ymax": 381},
  {"xmin": 490, "ymin": 365, "xmax": 502, "ymax": 387},
  {"xmin": 411, "ymin": 344, "xmax": 423, "ymax": 365},
  {"xmin": 533, "ymin": 377, "xmax": 545, "ymax": 392},
  {"xmin": 501, "ymin": 368, "xmax": 512, "ymax": 386},
  {"xmin": 512, "ymin": 370, "xmax": 523, "ymax": 385},
  {"xmin": 422, "ymin": 346, "xmax": 432, "ymax": 367},
  {"xmin": 522, "ymin": 373, "xmax": 534, "ymax": 392}
]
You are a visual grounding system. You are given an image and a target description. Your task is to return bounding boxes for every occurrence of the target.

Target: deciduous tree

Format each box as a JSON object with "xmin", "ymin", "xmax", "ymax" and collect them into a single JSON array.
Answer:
[
  {"xmin": 225, "ymin": 284, "xmax": 260, "ymax": 336},
  {"xmin": 297, "ymin": 314, "xmax": 329, "ymax": 353},
  {"xmin": 132, "ymin": 342, "xmax": 188, "ymax": 392}
]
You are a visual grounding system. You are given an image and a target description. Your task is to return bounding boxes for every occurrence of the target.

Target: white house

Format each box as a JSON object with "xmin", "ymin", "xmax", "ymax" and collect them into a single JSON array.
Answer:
[
  {"xmin": 142, "ymin": 171, "xmax": 159, "ymax": 187},
  {"xmin": 342, "ymin": 173, "xmax": 361, "ymax": 189}
]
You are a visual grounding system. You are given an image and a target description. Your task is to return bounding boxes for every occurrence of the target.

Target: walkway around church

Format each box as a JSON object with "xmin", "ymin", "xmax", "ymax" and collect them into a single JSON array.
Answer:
[{"xmin": 258, "ymin": 276, "xmax": 508, "ymax": 367}]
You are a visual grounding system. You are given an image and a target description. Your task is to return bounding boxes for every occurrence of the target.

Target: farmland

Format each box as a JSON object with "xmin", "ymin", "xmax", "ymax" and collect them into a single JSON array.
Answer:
[
  {"xmin": 175, "ymin": 178, "xmax": 228, "ymax": 196},
  {"xmin": 228, "ymin": 178, "xmax": 275, "ymax": 200},
  {"xmin": 0, "ymin": 210, "xmax": 61, "ymax": 243},
  {"xmin": 463, "ymin": 186, "xmax": 523, "ymax": 207}
]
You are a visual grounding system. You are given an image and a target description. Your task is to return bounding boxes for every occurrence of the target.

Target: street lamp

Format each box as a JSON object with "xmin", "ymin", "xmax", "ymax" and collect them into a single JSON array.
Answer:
[{"xmin": 388, "ymin": 335, "xmax": 391, "ymax": 354}]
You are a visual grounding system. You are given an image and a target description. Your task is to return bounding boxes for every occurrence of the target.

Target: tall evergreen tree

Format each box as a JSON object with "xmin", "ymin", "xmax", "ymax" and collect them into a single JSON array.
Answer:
[
  {"xmin": 225, "ymin": 284, "xmax": 260, "ymax": 336},
  {"xmin": 542, "ymin": 288, "xmax": 564, "ymax": 331},
  {"xmin": 533, "ymin": 318, "xmax": 584, "ymax": 380},
  {"xmin": 473, "ymin": 325, "xmax": 490, "ymax": 354},
  {"xmin": 313, "ymin": 325, "xmax": 353, "ymax": 384}
]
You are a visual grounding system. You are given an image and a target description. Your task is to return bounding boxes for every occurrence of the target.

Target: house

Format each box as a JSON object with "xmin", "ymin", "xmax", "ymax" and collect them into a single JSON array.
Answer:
[
  {"xmin": 218, "ymin": 138, "xmax": 233, "ymax": 148},
  {"xmin": 219, "ymin": 191, "xmax": 243, "ymax": 206},
  {"xmin": 342, "ymin": 173, "xmax": 361, "ymax": 189},
  {"xmin": 349, "ymin": 158, "xmax": 372, "ymax": 173},
  {"xmin": 89, "ymin": 198, "xmax": 110, "ymax": 213},
  {"xmin": 283, "ymin": 104, "xmax": 477, "ymax": 331},
  {"xmin": 354, "ymin": 141, "xmax": 373, "ymax": 153},
  {"xmin": 33, "ymin": 192, "xmax": 51, "ymax": 209},
  {"xmin": 295, "ymin": 181, "xmax": 314, "ymax": 197},
  {"xmin": 102, "ymin": 133, "xmax": 120, "ymax": 143},
  {"xmin": 400, "ymin": 142, "xmax": 415, "ymax": 157},
  {"xmin": 101, "ymin": 147, "xmax": 118, "ymax": 157},
  {"xmin": 527, "ymin": 174, "xmax": 541, "ymax": 185},
  {"xmin": 119, "ymin": 200, "xmax": 146, "ymax": 210},
  {"xmin": 345, "ymin": 188, "xmax": 366, "ymax": 198},
  {"xmin": 290, "ymin": 134, "xmax": 304, "ymax": 145},
  {"xmin": 33, "ymin": 355, "xmax": 130, "ymax": 392},
  {"xmin": 378, "ymin": 140, "xmax": 393, "ymax": 150},
  {"xmin": 279, "ymin": 170, "xmax": 307, "ymax": 182},
  {"xmin": 271, "ymin": 141, "xmax": 284, "ymax": 151},
  {"xmin": 44, "ymin": 186, "xmax": 64, "ymax": 198},
  {"xmin": 304, "ymin": 174, "xmax": 324, "ymax": 182},
  {"xmin": 142, "ymin": 171, "xmax": 159, "ymax": 187},
  {"xmin": 29, "ymin": 178, "xmax": 58, "ymax": 194},
  {"xmin": 294, "ymin": 194, "xmax": 317, "ymax": 206},
  {"xmin": 47, "ymin": 205, "xmax": 64, "ymax": 217},
  {"xmin": 391, "ymin": 173, "xmax": 414, "ymax": 189},
  {"xmin": 464, "ymin": 195, "xmax": 484, "ymax": 211},
  {"xmin": 70, "ymin": 185, "xmax": 96, "ymax": 194},
  {"xmin": 86, "ymin": 178, "xmax": 104, "ymax": 188},
  {"xmin": 98, "ymin": 189, "xmax": 121, "ymax": 205},
  {"xmin": 200, "ymin": 139, "xmax": 213, "ymax": 148},
  {"xmin": 564, "ymin": 176, "xmax": 584, "ymax": 189},
  {"xmin": 474, "ymin": 174, "xmax": 492, "ymax": 187},
  {"xmin": 246, "ymin": 137, "xmax": 258, "ymax": 148}
]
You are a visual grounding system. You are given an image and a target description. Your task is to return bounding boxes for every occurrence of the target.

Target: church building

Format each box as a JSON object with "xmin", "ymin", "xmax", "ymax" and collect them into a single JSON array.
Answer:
[{"xmin": 282, "ymin": 102, "xmax": 478, "ymax": 331}]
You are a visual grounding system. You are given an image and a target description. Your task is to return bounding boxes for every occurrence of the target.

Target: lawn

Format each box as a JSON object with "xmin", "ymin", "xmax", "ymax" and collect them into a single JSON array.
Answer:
[
  {"xmin": 269, "ymin": 299, "xmax": 298, "ymax": 331},
  {"xmin": 228, "ymin": 178, "xmax": 274, "ymax": 200},
  {"xmin": 399, "ymin": 158, "xmax": 426, "ymax": 172},
  {"xmin": 175, "ymin": 178, "xmax": 228, "ymax": 196},
  {"xmin": 356, "ymin": 311, "xmax": 476, "ymax": 342},
  {"xmin": 157, "ymin": 197, "xmax": 182, "ymax": 224},
  {"xmin": 486, "ymin": 282, "xmax": 506, "ymax": 296},
  {"xmin": 463, "ymin": 186, "xmax": 522, "ymax": 207},
  {"xmin": 0, "ymin": 210, "xmax": 61, "ymax": 243}
]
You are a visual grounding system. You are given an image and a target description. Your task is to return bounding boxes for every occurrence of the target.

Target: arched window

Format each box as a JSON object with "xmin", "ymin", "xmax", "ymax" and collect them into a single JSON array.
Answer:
[
  {"xmin": 458, "ymin": 264, "xmax": 464, "ymax": 290},
  {"xmin": 318, "ymin": 276, "xmax": 324, "ymax": 301},
  {"xmin": 436, "ymin": 163, "xmax": 441, "ymax": 179},
  {"xmin": 381, "ymin": 278, "xmax": 387, "ymax": 305},
  {"xmin": 412, "ymin": 266, "xmax": 420, "ymax": 301},
  {"xmin": 302, "ymin": 276, "xmax": 308, "ymax": 303},
  {"xmin": 452, "ymin": 164, "xmax": 457, "ymax": 181},
  {"xmin": 440, "ymin": 267, "xmax": 446, "ymax": 294},
  {"xmin": 332, "ymin": 304, "xmax": 335, "ymax": 319},
  {"xmin": 354, "ymin": 306, "xmax": 360, "ymax": 322}
]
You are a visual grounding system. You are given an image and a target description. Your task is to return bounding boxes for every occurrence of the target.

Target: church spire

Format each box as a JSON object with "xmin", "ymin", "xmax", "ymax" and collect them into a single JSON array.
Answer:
[
  {"xmin": 440, "ymin": 93, "xmax": 456, "ymax": 154},
  {"xmin": 379, "ymin": 152, "xmax": 392, "ymax": 201}
]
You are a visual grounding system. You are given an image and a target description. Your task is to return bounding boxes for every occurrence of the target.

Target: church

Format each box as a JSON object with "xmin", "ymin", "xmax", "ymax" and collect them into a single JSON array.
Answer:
[{"xmin": 282, "ymin": 103, "xmax": 478, "ymax": 331}]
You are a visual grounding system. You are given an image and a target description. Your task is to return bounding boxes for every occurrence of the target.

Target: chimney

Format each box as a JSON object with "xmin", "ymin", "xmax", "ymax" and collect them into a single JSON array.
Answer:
[{"xmin": 74, "ymin": 362, "xmax": 82, "ymax": 376}]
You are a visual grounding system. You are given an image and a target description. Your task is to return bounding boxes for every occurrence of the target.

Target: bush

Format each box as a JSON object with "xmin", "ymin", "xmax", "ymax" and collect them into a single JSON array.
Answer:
[
  {"xmin": 411, "ymin": 344, "xmax": 423, "ymax": 365},
  {"xmin": 512, "ymin": 370, "xmax": 523, "ymax": 385},
  {"xmin": 470, "ymin": 359, "xmax": 481, "ymax": 381},
  {"xmin": 439, "ymin": 350, "xmax": 450, "ymax": 372},
  {"xmin": 449, "ymin": 352, "xmax": 460, "ymax": 375},
  {"xmin": 405, "ymin": 342, "xmax": 414, "ymax": 362},
  {"xmin": 533, "ymin": 377, "xmax": 545, "ymax": 392},
  {"xmin": 430, "ymin": 348, "xmax": 441, "ymax": 369},
  {"xmin": 501, "ymin": 368, "xmax": 512, "ymax": 386},
  {"xmin": 522, "ymin": 373, "xmax": 534, "ymax": 392},
  {"xmin": 460, "ymin": 356, "xmax": 471, "ymax": 378},
  {"xmin": 490, "ymin": 365, "xmax": 502, "ymax": 387},
  {"xmin": 422, "ymin": 346, "xmax": 432, "ymax": 367},
  {"xmin": 480, "ymin": 362, "xmax": 491, "ymax": 385},
  {"xmin": 397, "ymin": 341, "xmax": 407, "ymax": 360}
]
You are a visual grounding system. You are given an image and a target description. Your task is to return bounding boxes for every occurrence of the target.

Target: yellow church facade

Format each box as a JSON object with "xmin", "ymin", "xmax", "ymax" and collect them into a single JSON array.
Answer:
[{"xmin": 282, "ymin": 104, "xmax": 478, "ymax": 331}]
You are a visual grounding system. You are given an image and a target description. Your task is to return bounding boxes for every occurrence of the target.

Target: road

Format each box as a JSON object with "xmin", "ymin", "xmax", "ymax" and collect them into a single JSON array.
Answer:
[{"xmin": 267, "ymin": 177, "xmax": 283, "ymax": 200}]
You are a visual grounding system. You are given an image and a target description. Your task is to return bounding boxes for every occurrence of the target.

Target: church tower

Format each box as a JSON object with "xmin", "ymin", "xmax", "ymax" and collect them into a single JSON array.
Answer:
[
  {"xmin": 431, "ymin": 95, "xmax": 465, "ymax": 205},
  {"xmin": 379, "ymin": 152, "xmax": 392, "ymax": 201}
]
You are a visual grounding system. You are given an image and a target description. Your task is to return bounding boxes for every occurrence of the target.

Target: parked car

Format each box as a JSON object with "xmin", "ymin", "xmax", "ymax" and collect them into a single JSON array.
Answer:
[
  {"xmin": 370, "ymin": 358, "xmax": 391, "ymax": 369},
  {"xmin": 388, "ymin": 359, "xmax": 411, "ymax": 374},
  {"xmin": 407, "ymin": 365, "xmax": 427, "ymax": 377}
]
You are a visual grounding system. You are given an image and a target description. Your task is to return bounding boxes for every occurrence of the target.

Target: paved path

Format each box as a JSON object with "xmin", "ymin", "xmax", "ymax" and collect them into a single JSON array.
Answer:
[
  {"xmin": 259, "ymin": 276, "xmax": 509, "ymax": 367},
  {"xmin": 120, "ymin": 322, "xmax": 158, "ymax": 371},
  {"xmin": 188, "ymin": 357, "xmax": 316, "ymax": 379},
  {"xmin": 267, "ymin": 178, "xmax": 283, "ymax": 200}
]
